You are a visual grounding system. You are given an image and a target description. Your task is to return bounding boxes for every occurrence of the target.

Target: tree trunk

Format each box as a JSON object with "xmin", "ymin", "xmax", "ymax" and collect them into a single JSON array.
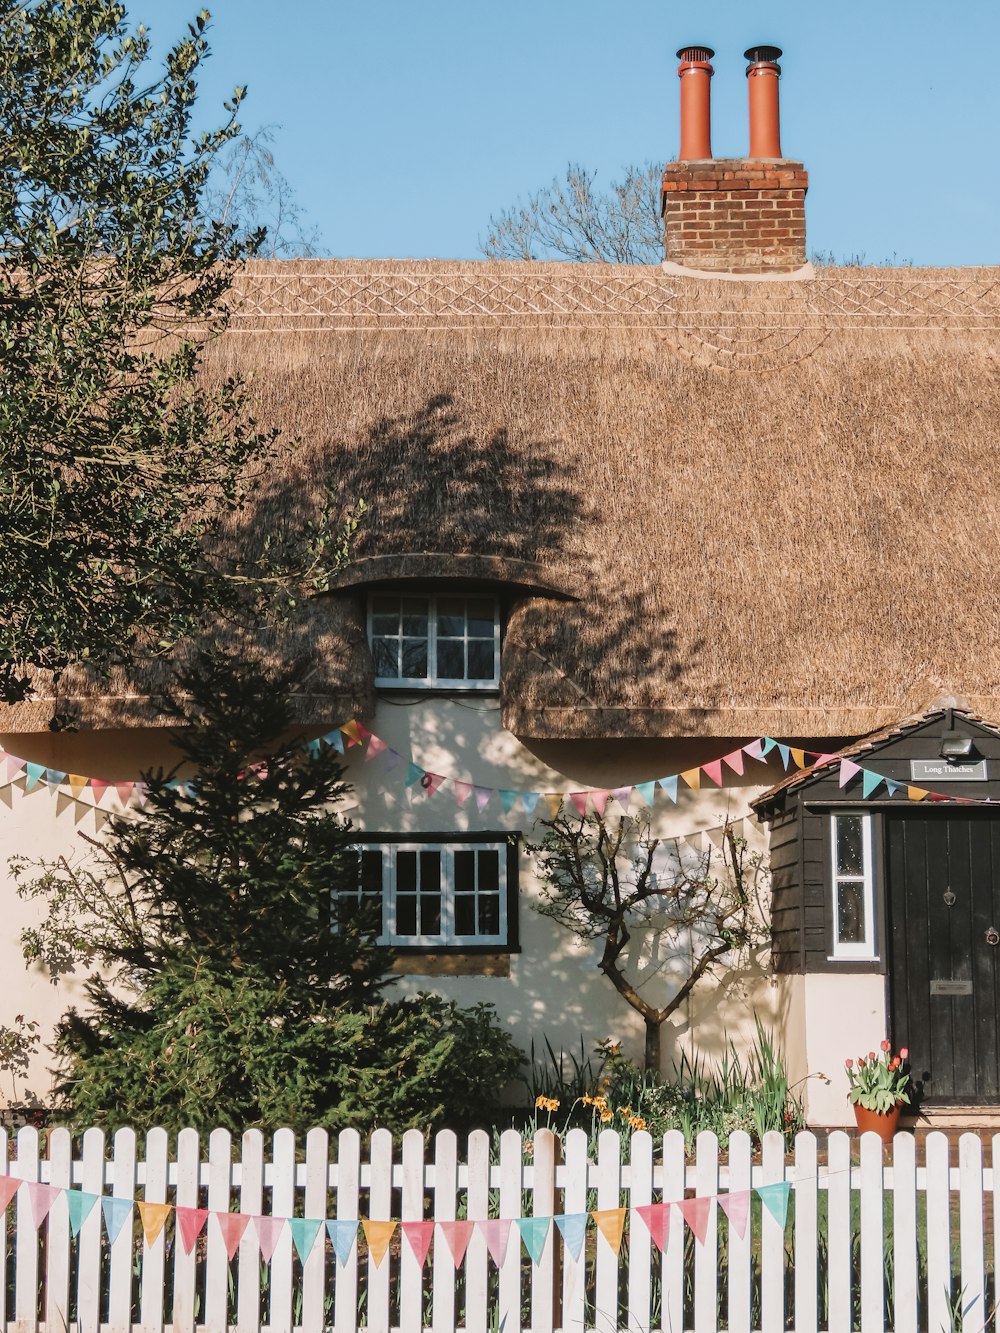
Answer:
[{"xmin": 644, "ymin": 1018, "xmax": 662, "ymax": 1074}]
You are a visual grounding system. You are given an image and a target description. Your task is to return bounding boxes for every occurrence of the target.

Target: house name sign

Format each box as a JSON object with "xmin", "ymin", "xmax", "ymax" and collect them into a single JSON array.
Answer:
[{"xmin": 909, "ymin": 760, "xmax": 989, "ymax": 782}]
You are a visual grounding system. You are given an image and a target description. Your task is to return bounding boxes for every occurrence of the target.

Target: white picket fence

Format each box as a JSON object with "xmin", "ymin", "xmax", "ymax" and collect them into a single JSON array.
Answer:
[{"xmin": 0, "ymin": 1124, "xmax": 995, "ymax": 1333}]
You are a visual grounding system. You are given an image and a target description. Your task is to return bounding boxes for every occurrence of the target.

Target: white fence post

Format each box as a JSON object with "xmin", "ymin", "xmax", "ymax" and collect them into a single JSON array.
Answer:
[
  {"xmin": 959, "ymin": 1132, "xmax": 986, "ymax": 1333},
  {"xmin": 926, "ymin": 1130, "xmax": 953, "ymax": 1333},
  {"xmin": 430, "ymin": 1129, "xmax": 457, "ymax": 1333},
  {"xmin": 560, "ymin": 1127, "xmax": 589, "ymax": 1333},
  {"xmin": 496, "ymin": 1127, "xmax": 523, "ymax": 1333},
  {"xmin": 44, "ymin": 1126, "xmax": 73, "ymax": 1333},
  {"xmin": 270, "ymin": 1126, "xmax": 297, "ymax": 1333},
  {"xmin": 334, "ymin": 1129, "xmax": 362, "ymax": 1333},
  {"xmin": 793, "ymin": 1128, "xmax": 818, "ymax": 1333},
  {"xmin": 893, "ymin": 1130, "xmax": 919, "ymax": 1332},
  {"xmin": 170, "ymin": 1128, "xmax": 200, "ymax": 1333},
  {"xmin": 303, "ymin": 1126, "xmax": 331, "ymax": 1333},
  {"xmin": 760, "ymin": 1130, "xmax": 786, "ymax": 1333},
  {"xmin": 627, "ymin": 1129, "xmax": 653, "ymax": 1333},
  {"xmin": 827, "ymin": 1129, "xmax": 853, "ymax": 1333},
  {"xmin": 530, "ymin": 1127, "xmax": 556, "ymax": 1333},
  {"xmin": 727, "ymin": 1130, "xmax": 753, "ymax": 1333},
  {"xmin": 693, "ymin": 1129, "xmax": 720, "ymax": 1333},
  {"xmin": 138, "ymin": 1126, "xmax": 169, "ymax": 1333},
  {"xmin": 593, "ymin": 1127, "xmax": 622, "ymax": 1333},
  {"xmin": 661, "ymin": 1128, "xmax": 687, "ymax": 1333},
  {"xmin": 859, "ymin": 1131, "xmax": 886, "ymax": 1332}
]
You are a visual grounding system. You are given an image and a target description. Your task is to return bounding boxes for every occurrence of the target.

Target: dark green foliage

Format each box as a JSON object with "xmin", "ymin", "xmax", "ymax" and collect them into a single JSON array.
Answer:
[
  {"xmin": 0, "ymin": 3, "xmax": 348, "ymax": 705},
  {"xmin": 18, "ymin": 653, "xmax": 521, "ymax": 1132}
]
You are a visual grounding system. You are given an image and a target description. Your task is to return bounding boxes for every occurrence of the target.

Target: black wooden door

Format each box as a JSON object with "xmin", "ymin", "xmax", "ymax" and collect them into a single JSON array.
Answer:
[{"xmin": 886, "ymin": 812, "xmax": 1000, "ymax": 1104}]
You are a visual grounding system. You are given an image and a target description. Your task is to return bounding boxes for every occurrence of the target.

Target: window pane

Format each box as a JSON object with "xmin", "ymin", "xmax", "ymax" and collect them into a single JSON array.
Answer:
[
  {"xmin": 401, "ymin": 640, "xmax": 428, "ymax": 677},
  {"xmin": 437, "ymin": 597, "xmax": 465, "ymax": 636},
  {"xmin": 837, "ymin": 880, "xmax": 865, "ymax": 944},
  {"xmin": 360, "ymin": 851, "xmax": 383, "ymax": 895},
  {"xmin": 420, "ymin": 850, "xmax": 441, "ymax": 888},
  {"xmin": 437, "ymin": 641, "xmax": 465, "ymax": 679},
  {"xmin": 479, "ymin": 894, "xmax": 500, "ymax": 935},
  {"xmin": 396, "ymin": 894, "xmax": 417, "ymax": 936},
  {"xmin": 478, "ymin": 851, "xmax": 500, "ymax": 894},
  {"xmin": 455, "ymin": 894, "xmax": 475, "ymax": 936},
  {"xmin": 372, "ymin": 638, "xmax": 399, "ymax": 678},
  {"xmin": 835, "ymin": 816, "xmax": 864, "ymax": 876},
  {"xmin": 466, "ymin": 598, "xmax": 494, "ymax": 636},
  {"xmin": 396, "ymin": 851, "xmax": 416, "ymax": 894},
  {"xmin": 401, "ymin": 598, "xmax": 429, "ymax": 634},
  {"xmin": 467, "ymin": 640, "xmax": 495, "ymax": 681},
  {"xmin": 370, "ymin": 611, "xmax": 399, "ymax": 636},
  {"xmin": 454, "ymin": 851, "xmax": 476, "ymax": 891},
  {"xmin": 371, "ymin": 595, "xmax": 400, "ymax": 618}
]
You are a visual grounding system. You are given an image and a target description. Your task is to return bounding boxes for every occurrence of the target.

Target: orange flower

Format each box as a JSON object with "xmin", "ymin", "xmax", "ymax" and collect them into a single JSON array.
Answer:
[{"xmin": 600, "ymin": 1110, "xmax": 613, "ymax": 1124}]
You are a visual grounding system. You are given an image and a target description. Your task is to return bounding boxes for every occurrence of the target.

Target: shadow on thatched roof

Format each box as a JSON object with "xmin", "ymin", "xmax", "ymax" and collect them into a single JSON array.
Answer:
[{"xmin": 7, "ymin": 258, "xmax": 1000, "ymax": 740}]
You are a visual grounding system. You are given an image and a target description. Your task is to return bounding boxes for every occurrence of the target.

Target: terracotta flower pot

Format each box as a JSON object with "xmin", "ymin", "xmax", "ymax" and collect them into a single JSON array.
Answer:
[{"xmin": 853, "ymin": 1101, "xmax": 904, "ymax": 1144}]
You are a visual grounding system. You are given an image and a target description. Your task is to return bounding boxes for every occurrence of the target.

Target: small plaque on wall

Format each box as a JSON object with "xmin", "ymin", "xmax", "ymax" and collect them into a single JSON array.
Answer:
[
  {"xmin": 930, "ymin": 979, "xmax": 974, "ymax": 996},
  {"xmin": 910, "ymin": 759, "xmax": 989, "ymax": 782}
]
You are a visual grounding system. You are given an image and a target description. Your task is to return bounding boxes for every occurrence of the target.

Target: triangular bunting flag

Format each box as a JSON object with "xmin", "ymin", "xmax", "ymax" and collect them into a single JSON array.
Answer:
[
  {"xmin": 723, "ymin": 749, "xmax": 745, "ymax": 777},
  {"xmin": 24, "ymin": 762, "xmax": 46, "ymax": 792},
  {"xmin": 761, "ymin": 737, "xmax": 777, "ymax": 756},
  {"xmin": 68, "ymin": 774, "xmax": 88, "ymax": 798},
  {"xmin": 839, "ymin": 760, "xmax": 861, "ymax": 788},
  {"xmin": 133, "ymin": 782, "xmax": 149, "ymax": 808},
  {"xmin": 45, "ymin": 769, "xmax": 67, "ymax": 785},
  {"xmin": 777, "ymin": 744, "xmax": 791, "ymax": 770},
  {"xmin": 790, "ymin": 747, "xmax": 806, "ymax": 770},
  {"xmin": 554, "ymin": 1213, "xmax": 588, "ymax": 1261},
  {"xmin": 422, "ymin": 772, "xmax": 445, "ymax": 796},
  {"xmin": 520, "ymin": 792, "xmax": 541, "ymax": 817},
  {"xmin": 705, "ymin": 824, "xmax": 726, "ymax": 849},
  {"xmin": 137, "ymin": 1201, "xmax": 172, "ymax": 1247},
  {"xmin": 101, "ymin": 1196, "xmax": 134, "ymax": 1245},
  {"xmin": 861, "ymin": 769, "xmax": 883, "ymax": 798},
  {"xmin": 590, "ymin": 790, "xmax": 609, "ymax": 816},
  {"xmin": 480, "ymin": 1218, "xmax": 512, "ymax": 1266},
  {"xmin": 516, "ymin": 1216, "xmax": 550, "ymax": 1265},
  {"xmin": 756, "ymin": 1181, "xmax": 791, "ymax": 1230},
  {"xmin": 885, "ymin": 778, "xmax": 901, "ymax": 797},
  {"xmin": 680, "ymin": 767, "xmax": 701, "ymax": 791},
  {"xmin": 5, "ymin": 756, "xmax": 26, "ymax": 779},
  {"xmin": 591, "ymin": 1208, "xmax": 626, "ymax": 1255},
  {"xmin": 401, "ymin": 1219, "xmax": 435, "ymax": 1266},
  {"xmin": 657, "ymin": 775, "xmax": 679, "ymax": 802},
  {"xmin": 702, "ymin": 759, "xmax": 724, "ymax": 787},
  {"xmin": 569, "ymin": 792, "xmax": 589, "ymax": 818},
  {"xmin": 742, "ymin": 740, "xmax": 765, "ymax": 761},
  {"xmin": 365, "ymin": 735, "xmax": 388, "ymax": 762},
  {"xmin": 908, "ymin": 785, "xmax": 929, "ymax": 801},
  {"xmin": 91, "ymin": 778, "xmax": 110, "ymax": 805},
  {"xmin": 676, "ymin": 1196, "xmax": 712, "ymax": 1244},
  {"xmin": 115, "ymin": 782, "xmax": 134, "ymax": 807},
  {"xmin": 66, "ymin": 1190, "xmax": 98, "ymax": 1238},
  {"xmin": 499, "ymin": 789, "xmax": 519, "ymax": 814},
  {"xmin": 175, "ymin": 1206, "xmax": 209, "ymax": 1254},
  {"xmin": 304, "ymin": 738, "xmax": 323, "ymax": 757},
  {"xmin": 384, "ymin": 748, "xmax": 404, "ymax": 772},
  {"xmin": 635, "ymin": 1202, "xmax": 671, "ymax": 1253},
  {"xmin": 288, "ymin": 1217, "xmax": 323, "ymax": 1263},
  {"xmin": 634, "ymin": 781, "xmax": 655, "ymax": 808},
  {"xmin": 326, "ymin": 1219, "xmax": 359, "ymax": 1266},
  {"xmin": 405, "ymin": 762, "xmax": 424, "ymax": 787},
  {"xmin": 0, "ymin": 1177, "xmax": 21, "ymax": 1213},
  {"xmin": 610, "ymin": 786, "xmax": 632, "ymax": 811},
  {"xmin": 544, "ymin": 793, "xmax": 563, "ymax": 819},
  {"xmin": 324, "ymin": 729, "xmax": 346, "ymax": 754},
  {"xmin": 25, "ymin": 1182, "xmax": 59, "ymax": 1229},
  {"xmin": 253, "ymin": 1215, "xmax": 285, "ymax": 1263},
  {"xmin": 718, "ymin": 1190, "xmax": 751, "ymax": 1240},
  {"xmin": 438, "ymin": 1219, "xmax": 474, "ymax": 1267},
  {"xmin": 453, "ymin": 781, "xmax": 474, "ymax": 807},
  {"xmin": 340, "ymin": 721, "xmax": 364, "ymax": 747},
  {"xmin": 929, "ymin": 791, "xmax": 950, "ymax": 804},
  {"xmin": 473, "ymin": 786, "xmax": 492, "ymax": 812},
  {"xmin": 216, "ymin": 1211, "xmax": 251, "ymax": 1260},
  {"xmin": 362, "ymin": 1219, "xmax": 397, "ymax": 1268}
]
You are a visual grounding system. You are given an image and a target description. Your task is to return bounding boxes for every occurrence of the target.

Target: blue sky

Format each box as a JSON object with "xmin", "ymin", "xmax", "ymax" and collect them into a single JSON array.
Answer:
[{"xmin": 166, "ymin": 1, "xmax": 998, "ymax": 265}]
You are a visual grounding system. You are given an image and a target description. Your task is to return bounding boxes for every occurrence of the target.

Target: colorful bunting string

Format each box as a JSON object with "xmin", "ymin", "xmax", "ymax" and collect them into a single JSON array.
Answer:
[{"xmin": 0, "ymin": 1172, "xmax": 847, "ymax": 1261}]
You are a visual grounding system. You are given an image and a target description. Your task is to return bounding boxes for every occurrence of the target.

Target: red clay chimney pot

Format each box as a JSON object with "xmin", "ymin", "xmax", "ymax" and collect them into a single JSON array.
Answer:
[
  {"xmin": 676, "ymin": 45, "xmax": 714, "ymax": 160},
  {"xmin": 744, "ymin": 44, "xmax": 783, "ymax": 159}
]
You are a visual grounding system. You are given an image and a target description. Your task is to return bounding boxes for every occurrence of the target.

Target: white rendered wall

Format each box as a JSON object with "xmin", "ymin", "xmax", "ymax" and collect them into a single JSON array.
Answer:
[{"xmin": 800, "ymin": 971, "xmax": 888, "ymax": 1126}]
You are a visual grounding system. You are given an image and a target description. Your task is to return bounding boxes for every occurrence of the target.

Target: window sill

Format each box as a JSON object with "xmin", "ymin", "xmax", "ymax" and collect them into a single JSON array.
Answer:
[{"xmin": 390, "ymin": 953, "xmax": 511, "ymax": 978}]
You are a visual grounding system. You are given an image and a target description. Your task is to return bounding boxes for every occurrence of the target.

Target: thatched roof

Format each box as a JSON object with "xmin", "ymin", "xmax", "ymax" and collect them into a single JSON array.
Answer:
[{"xmin": 8, "ymin": 258, "xmax": 1000, "ymax": 739}]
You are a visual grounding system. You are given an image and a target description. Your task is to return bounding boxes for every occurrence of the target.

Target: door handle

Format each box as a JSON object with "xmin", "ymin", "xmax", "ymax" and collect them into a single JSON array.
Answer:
[{"xmin": 987, "ymin": 927, "xmax": 1000, "ymax": 946}]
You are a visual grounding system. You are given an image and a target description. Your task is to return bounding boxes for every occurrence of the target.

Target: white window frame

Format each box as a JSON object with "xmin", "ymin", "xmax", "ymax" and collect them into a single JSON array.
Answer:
[
  {"xmin": 350, "ymin": 841, "xmax": 509, "ymax": 948},
  {"xmin": 367, "ymin": 592, "xmax": 501, "ymax": 690},
  {"xmin": 829, "ymin": 812, "xmax": 878, "ymax": 961}
]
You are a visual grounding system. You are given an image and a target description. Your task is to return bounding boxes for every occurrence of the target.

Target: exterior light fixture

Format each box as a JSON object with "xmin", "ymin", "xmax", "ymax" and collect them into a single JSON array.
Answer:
[{"xmin": 940, "ymin": 732, "xmax": 975, "ymax": 762}]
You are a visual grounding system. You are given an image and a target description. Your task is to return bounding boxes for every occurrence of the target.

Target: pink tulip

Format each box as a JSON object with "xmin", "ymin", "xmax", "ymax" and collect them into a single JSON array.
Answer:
[
  {"xmin": 881, "ymin": 1039, "xmax": 891, "ymax": 1052},
  {"xmin": 900, "ymin": 1047, "xmax": 909, "ymax": 1059}
]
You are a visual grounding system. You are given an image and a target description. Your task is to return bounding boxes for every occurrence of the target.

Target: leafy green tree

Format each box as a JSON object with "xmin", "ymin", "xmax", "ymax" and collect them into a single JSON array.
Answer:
[
  {"xmin": 15, "ymin": 653, "xmax": 522, "ymax": 1132},
  {"xmin": 0, "ymin": 2, "xmax": 343, "ymax": 708}
]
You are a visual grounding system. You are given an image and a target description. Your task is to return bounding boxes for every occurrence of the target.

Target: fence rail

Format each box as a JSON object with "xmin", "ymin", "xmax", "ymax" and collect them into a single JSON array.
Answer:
[{"xmin": 0, "ymin": 1125, "xmax": 996, "ymax": 1333}]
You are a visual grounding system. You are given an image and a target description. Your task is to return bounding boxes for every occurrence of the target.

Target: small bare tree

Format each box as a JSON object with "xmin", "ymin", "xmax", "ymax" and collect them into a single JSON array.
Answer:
[
  {"xmin": 529, "ymin": 814, "xmax": 769, "ymax": 1073},
  {"xmin": 481, "ymin": 162, "xmax": 664, "ymax": 264}
]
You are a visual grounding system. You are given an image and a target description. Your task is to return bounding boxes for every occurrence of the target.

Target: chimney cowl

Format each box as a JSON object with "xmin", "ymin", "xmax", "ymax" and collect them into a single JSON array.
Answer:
[{"xmin": 744, "ymin": 45, "xmax": 782, "ymax": 69}]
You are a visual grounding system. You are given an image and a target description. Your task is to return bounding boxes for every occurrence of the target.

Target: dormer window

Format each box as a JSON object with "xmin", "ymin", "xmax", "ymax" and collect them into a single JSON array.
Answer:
[{"xmin": 368, "ymin": 592, "xmax": 500, "ymax": 690}]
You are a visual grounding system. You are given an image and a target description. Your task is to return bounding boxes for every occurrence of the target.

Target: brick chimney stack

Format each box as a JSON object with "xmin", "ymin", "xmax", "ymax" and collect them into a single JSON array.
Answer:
[{"xmin": 661, "ymin": 44, "xmax": 808, "ymax": 275}]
